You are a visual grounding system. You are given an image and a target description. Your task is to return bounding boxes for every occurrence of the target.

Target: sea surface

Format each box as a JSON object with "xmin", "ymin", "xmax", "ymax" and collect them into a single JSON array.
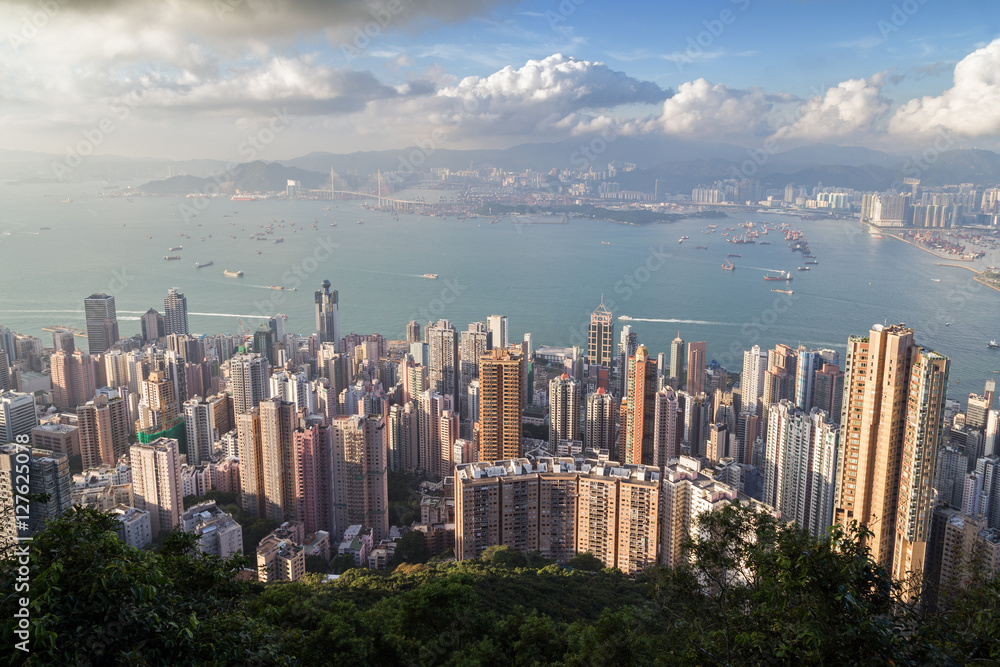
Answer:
[{"xmin": 2, "ymin": 180, "xmax": 1000, "ymax": 398}]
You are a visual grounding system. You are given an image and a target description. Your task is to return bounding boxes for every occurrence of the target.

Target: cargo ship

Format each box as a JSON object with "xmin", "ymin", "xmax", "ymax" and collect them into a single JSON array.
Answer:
[
  {"xmin": 168, "ymin": 246, "xmax": 183, "ymax": 251},
  {"xmin": 764, "ymin": 271, "xmax": 792, "ymax": 281},
  {"xmin": 798, "ymin": 266, "xmax": 811, "ymax": 271},
  {"xmin": 164, "ymin": 255, "xmax": 181, "ymax": 260},
  {"xmin": 224, "ymin": 269, "xmax": 244, "ymax": 278},
  {"xmin": 195, "ymin": 261, "xmax": 213, "ymax": 269},
  {"xmin": 722, "ymin": 260, "xmax": 735, "ymax": 271}
]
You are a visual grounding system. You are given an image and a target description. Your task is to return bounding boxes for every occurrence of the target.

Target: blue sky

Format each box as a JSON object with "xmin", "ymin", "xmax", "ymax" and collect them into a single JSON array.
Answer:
[{"xmin": 1, "ymin": 0, "xmax": 999, "ymax": 161}]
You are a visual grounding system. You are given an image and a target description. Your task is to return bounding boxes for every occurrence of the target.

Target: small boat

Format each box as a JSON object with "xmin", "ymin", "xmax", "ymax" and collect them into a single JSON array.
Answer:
[
  {"xmin": 195, "ymin": 261, "xmax": 213, "ymax": 268},
  {"xmin": 256, "ymin": 250, "xmax": 262, "ymax": 255},
  {"xmin": 989, "ymin": 340, "xmax": 1000, "ymax": 349},
  {"xmin": 771, "ymin": 289, "xmax": 794, "ymax": 294},
  {"xmin": 423, "ymin": 274, "xmax": 438, "ymax": 279},
  {"xmin": 268, "ymin": 286, "xmax": 287, "ymax": 290},
  {"xmin": 145, "ymin": 235, "xmax": 152, "ymax": 239},
  {"xmin": 164, "ymin": 255, "xmax": 180, "ymax": 260}
]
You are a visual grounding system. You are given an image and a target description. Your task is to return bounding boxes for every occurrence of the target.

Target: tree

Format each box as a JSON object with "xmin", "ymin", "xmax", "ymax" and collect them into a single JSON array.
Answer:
[
  {"xmin": 305, "ymin": 554, "xmax": 331, "ymax": 574},
  {"xmin": 390, "ymin": 530, "xmax": 429, "ymax": 568},
  {"xmin": 568, "ymin": 552, "xmax": 605, "ymax": 572},
  {"xmin": 330, "ymin": 554, "xmax": 357, "ymax": 574},
  {"xmin": 480, "ymin": 545, "xmax": 527, "ymax": 568},
  {"xmin": 650, "ymin": 503, "xmax": 902, "ymax": 666},
  {"xmin": 0, "ymin": 507, "xmax": 289, "ymax": 665}
]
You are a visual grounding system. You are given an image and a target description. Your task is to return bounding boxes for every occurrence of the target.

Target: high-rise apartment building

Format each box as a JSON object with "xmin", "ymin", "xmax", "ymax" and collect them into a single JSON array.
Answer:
[
  {"xmin": 588, "ymin": 299, "xmax": 614, "ymax": 367},
  {"xmin": 77, "ymin": 394, "xmax": 130, "ymax": 469},
  {"xmin": 585, "ymin": 388, "xmax": 617, "ymax": 453},
  {"xmin": 686, "ymin": 341, "xmax": 707, "ymax": 397},
  {"xmin": 293, "ymin": 422, "xmax": 334, "ymax": 537},
  {"xmin": 331, "ymin": 414, "xmax": 388, "ymax": 540},
  {"xmin": 653, "ymin": 387, "xmax": 680, "ymax": 466},
  {"xmin": 795, "ymin": 347, "xmax": 839, "ymax": 410},
  {"xmin": 660, "ymin": 456, "xmax": 741, "ymax": 568},
  {"xmin": 459, "ymin": 322, "xmax": 490, "ymax": 423},
  {"xmin": 236, "ymin": 408, "xmax": 264, "ymax": 517},
  {"xmin": 418, "ymin": 389, "xmax": 456, "ymax": 479},
  {"xmin": 164, "ymin": 287, "xmax": 189, "ymax": 336},
  {"xmin": 486, "ymin": 314, "xmax": 508, "ymax": 351},
  {"xmin": 833, "ymin": 324, "xmax": 949, "ymax": 594},
  {"xmin": 0, "ymin": 445, "xmax": 72, "ymax": 545},
  {"xmin": 183, "ymin": 397, "xmax": 218, "ymax": 465},
  {"xmin": 130, "ymin": 438, "xmax": 183, "ymax": 536},
  {"xmin": 84, "ymin": 293, "xmax": 119, "ymax": 354},
  {"xmin": 764, "ymin": 401, "xmax": 839, "ymax": 538},
  {"xmin": 140, "ymin": 308, "xmax": 164, "ymax": 343},
  {"xmin": 406, "ymin": 320, "xmax": 421, "ymax": 344},
  {"xmin": 548, "ymin": 374, "xmax": 580, "ymax": 450},
  {"xmin": 617, "ymin": 326, "xmax": 637, "ymax": 398},
  {"xmin": 387, "ymin": 402, "xmax": 419, "ymax": 473},
  {"xmin": 315, "ymin": 280, "xmax": 340, "ymax": 347},
  {"xmin": 741, "ymin": 345, "xmax": 766, "ymax": 415},
  {"xmin": 50, "ymin": 349, "xmax": 97, "ymax": 410},
  {"xmin": 260, "ymin": 398, "xmax": 297, "ymax": 525},
  {"xmin": 812, "ymin": 363, "xmax": 845, "ymax": 422},
  {"xmin": 669, "ymin": 333, "xmax": 685, "ymax": 383},
  {"xmin": 623, "ymin": 345, "xmax": 657, "ymax": 465},
  {"xmin": 0, "ymin": 391, "xmax": 38, "ymax": 444},
  {"xmin": 229, "ymin": 352, "xmax": 270, "ymax": 415},
  {"xmin": 426, "ymin": 320, "xmax": 460, "ymax": 407},
  {"xmin": 477, "ymin": 348, "xmax": 524, "ymax": 461}
]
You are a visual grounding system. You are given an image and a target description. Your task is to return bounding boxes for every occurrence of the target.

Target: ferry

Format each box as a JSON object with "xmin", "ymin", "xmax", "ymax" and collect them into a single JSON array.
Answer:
[
  {"xmin": 195, "ymin": 261, "xmax": 213, "ymax": 269},
  {"xmin": 164, "ymin": 255, "xmax": 180, "ymax": 260},
  {"xmin": 619, "ymin": 315, "xmax": 633, "ymax": 321},
  {"xmin": 771, "ymin": 289, "xmax": 794, "ymax": 294},
  {"xmin": 990, "ymin": 341, "xmax": 1000, "ymax": 349},
  {"xmin": 224, "ymin": 270, "xmax": 244, "ymax": 278},
  {"xmin": 423, "ymin": 274, "xmax": 438, "ymax": 280},
  {"xmin": 764, "ymin": 271, "xmax": 793, "ymax": 282}
]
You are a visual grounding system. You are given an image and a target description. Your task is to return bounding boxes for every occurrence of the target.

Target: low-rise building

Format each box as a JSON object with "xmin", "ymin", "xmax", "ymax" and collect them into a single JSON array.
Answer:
[
  {"xmin": 257, "ymin": 533, "xmax": 305, "ymax": 582},
  {"xmin": 112, "ymin": 505, "xmax": 152, "ymax": 550},
  {"xmin": 181, "ymin": 501, "xmax": 243, "ymax": 559},
  {"xmin": 338, "ymin": 524, "xmax": 373, "ymax": 566}
]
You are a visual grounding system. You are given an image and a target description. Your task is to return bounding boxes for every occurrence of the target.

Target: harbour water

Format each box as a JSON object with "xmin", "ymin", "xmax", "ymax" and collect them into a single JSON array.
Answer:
[{"xmin": 1, "ymin": 180, "xmax": 999, "ymax": 395}]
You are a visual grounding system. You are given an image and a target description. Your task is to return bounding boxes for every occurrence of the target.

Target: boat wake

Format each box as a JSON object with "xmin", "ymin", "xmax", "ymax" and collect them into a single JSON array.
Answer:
[{"xmin": 619, "ymin": 317, "xmax": 738, "ymax": 326}]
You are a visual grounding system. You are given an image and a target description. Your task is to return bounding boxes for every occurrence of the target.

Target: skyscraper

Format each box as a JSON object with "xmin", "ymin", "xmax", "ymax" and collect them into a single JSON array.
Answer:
[
  {"xmin": 260, "ymin": 398, "xmax": 297, "ymax": 524},
  {"xmin": 548, "ymin": 374, "xmax": 581, "ymax": 450},
  {"xmin": 130, "ymin": 438, "xmax": 183, "ymax": 536},
  {"xmin": 686, "ymin": 342, "xmax": 707, "ymax": 397},
  {"xmin": 653, "ymin": 387, "xmax": 680, "ymax": 465},
  {"xmin": 140, "ymin": 308, "xmax": 164, "ymax": 343},
  {"xmin": 669, "ymin": 333, "xmax": 685, "ymax": 383},
  {"xmin": 0, "ymin": 391, "xmax": 38, "ymax": 444},
  {"xmin": 237, "ymin": 408, "xmax": 264, "ymax": 517},
  {"xmin": 459, "ymin": 322, "xmax": 490, "ymax": 423},
  {"xmin": 764, "ymin": 401, "xmax": 839, "ymax": 538},
  {"xmin": 585, "ymin": 388, "xmax": 617, "ymax": 453},
  {"xmin": 406, "ymin": 320, "xmax": 421, "ymax": 344},
  {"xmin": 812, "ymin": 363, "xmax": 845, "ymax": 422},
  {"xmin": 588, "ymin": 299, "xmax": 614, "ymax": 367},
  {"xmin": 315, "ymin": 280, "xmax": 340, "ymax": 348},
  {"xmin": 477, "ymin": 348, "xmax": 524, "ymax": 461},
  {"xmin": 293, "ymin": 421, "xmax": 334, "ymax": 536},
  {"xmin": 833, "ymin": 324, "xmax": 949, "ymax": 592},
  {"xmin": 418, "ymin": 389, "xmax": 455, "ymax": 479},
  {"xmin": 229, "ymin": 352, "xmax": 270, "ymax": 415},
  {"xmin": 0, "ymin": 445, "xmax": 71, "ymax": 545},
  {"xmin": 163, "ymin": 288, "xmax": 189, "ymax": 336},
  {"xmin": 183, "ymin": 397, "xmax": 218, "ymax": 465},
  {"xmin": 331, "ymin": 414, "xmax": 388, "ymax": 540},
  {"xmin": 741, "ymin": 345, "xmax": 766, "ymax": 415},
  {"xmin": 623, "ymin": 345, "xmax": 657, "ymax": 465},
  {"xmin": 795, "ymin": 347, "xmax": 838, "ymax": 410},
  {"xmin": 617, "ymin": 325, "xmax": 637, "ymax": 398},
  {"xmin": 50, "ymin": 349, "xmax": 97, "ymax": 409},
  {"xmin": 84, "ymin": 293, "xmax": 119, "ymax": 354},
  {"xmin": 77, "ymin": 394, "xmax": 130, "ymax": 469},
  {"xmin": 487, "ymin": 314, "xmax": 508, "ymax": 350},
  {"xmin": 426, "ymin": 320, "xmax": 460, "ymax": 407}
]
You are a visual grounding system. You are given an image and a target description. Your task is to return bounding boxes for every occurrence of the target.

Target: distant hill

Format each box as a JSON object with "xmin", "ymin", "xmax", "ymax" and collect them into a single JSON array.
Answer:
[{"xmin": 136, "ymin": 161, "xmax": 327, "ymax": 195}]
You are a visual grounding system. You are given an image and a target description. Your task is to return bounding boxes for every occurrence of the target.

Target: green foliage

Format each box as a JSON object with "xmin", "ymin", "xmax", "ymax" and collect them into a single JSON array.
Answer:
[
  {"xmin": 521, "ymin": 422, "xmax": 548, "ymax": 440},
  {"xmin": 330, "ymin": 554, "xmax": 357, "ymax": 574},
  {"xmin": 390, "ymin": 530, "xmax": 429, "ymax": 569},
  {"xmin": 387, "ymin": 470, "xmax": 421, "ymax": 526},
  {"xmin": 568, "ymin": 551, "xmax": 605, "ymax": 572},
  {"xmin": 183, "ymin": 490, "xmax": 240, "ymax": 510},
  {"xmin": 304, "ymin": 554, "xmax": 331, "ymax": 574},
  {"xmin": 0, "ymin": 507, "xmax": 288, "ymax": 665}
]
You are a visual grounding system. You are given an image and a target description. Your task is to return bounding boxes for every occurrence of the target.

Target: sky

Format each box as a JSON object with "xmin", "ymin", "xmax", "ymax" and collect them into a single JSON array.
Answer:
[{"xmin": 1, "ymin": 0, "xmax": 1000, "ymax": 162}]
